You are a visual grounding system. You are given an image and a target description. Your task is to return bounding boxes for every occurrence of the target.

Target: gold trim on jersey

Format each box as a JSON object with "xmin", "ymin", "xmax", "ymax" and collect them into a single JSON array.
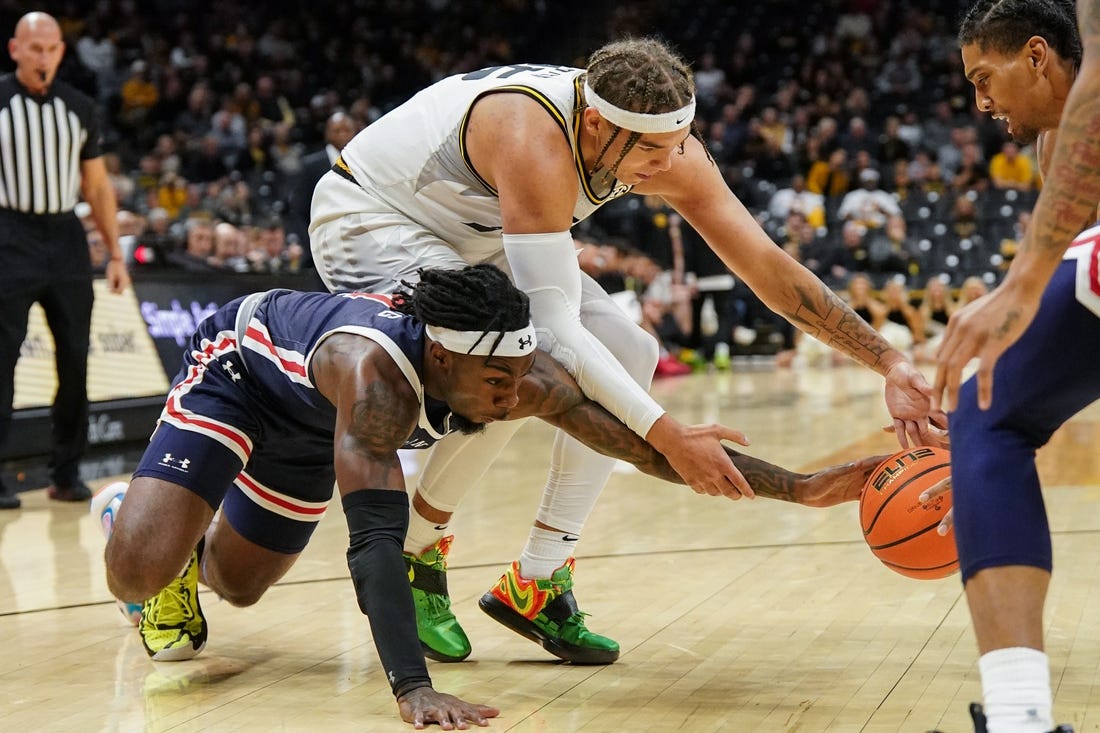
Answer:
[
  {"xmin": 458, "ymin": 85, "xmax": 572, "ymax": 198},
  {"xmin": 572, "ymin": 75, "xmax": 622, "ymax": 205}
]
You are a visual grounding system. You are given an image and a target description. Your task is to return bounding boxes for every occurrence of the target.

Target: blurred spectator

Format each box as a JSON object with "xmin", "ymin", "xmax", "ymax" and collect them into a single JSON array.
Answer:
[
  {"xmin": 988, "ymin": 141, "xmax": 1036, "ymax": 191},
  {"xmin": 287, "ymin": 110, "xmax": 360, "ymax": 260},
  {"xmin": 837, "ymin": 168, "xmax": 902, "ymax": 230},
  {"xmin": 166, "ymin": 217, "xmax": 218, "ymax": 271},
  {"xmin": 864, "ymin": 214, "xmax": 917, "ymax": 277},
  {"xmin": 958, "ymin": 275, "xmax": 990, "ymax": 307},
  {"xmin": 840, "ymin": 116, "xmax": 875, "ymax": 159},
  {"xmin": 138, "ymin": 207, "xmax": 179, "ymax": 265},
  {"xmin": 878, "ymin": 115, "xmax": 912, "ymax": 166},
  {"xmin": 183, "ymin": 134, "xmax": 230, "ymax": 184},
  {"xmin": 806, "ymin": 148, "xmax": 850, "ymax": 198},
  {"xmin": 952, "ymin": 141, "xmax": 991, "ymax": 193},
  {"xmin": 156, "ymin": 172, "xmax": 190, "ymax": 221},
  {"xmin": 950, "ymin": 194, "xmax": 980, "ymax": 239},
  {"xmin": 878, "ymin": 277, "xmax": 925, "ymax": 354},
  {"xmin": 210, "ymin": 221, "xmax": 250, "ymax": 273},
  {"xmin": 74, "ymin": 17, "xmax": 115, "ymax": 102},
  {"xmin": 103, "ymin": 152, "xmax": 135, "ymax": 208},
  {"xmin": 818, "ymin": 219, "xmax": 871, "ymax": 286},
  {"xmin": 913, "ymin": 274, "xmax": 957, "ymax": 363},
  {"xmin": 117, "ymin": 60, "xmax": 158, "ymax": 146},
  {"xmin": 768, "ymin": 174, "xmax": 825, "ymax": 229}
]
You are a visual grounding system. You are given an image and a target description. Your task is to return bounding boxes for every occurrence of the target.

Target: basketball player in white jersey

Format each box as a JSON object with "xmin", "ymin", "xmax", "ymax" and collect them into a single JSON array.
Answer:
[{"xmin": 310, "ymin": 37, "xmax": 941, "ymax": 665}]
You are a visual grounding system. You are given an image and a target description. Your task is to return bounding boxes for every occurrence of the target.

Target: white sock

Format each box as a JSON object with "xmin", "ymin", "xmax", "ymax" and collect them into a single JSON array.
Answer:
[
  {"xmin": 403, "ymin": 508, "xmax": 447, "ymax": 556},
  {"xmin": 518, "ymin": 526, "xmax": 574, "ymax": 579},
  {"xmin": 979, "ymin": 647, "xmax": 1054, "ymax": 733}
]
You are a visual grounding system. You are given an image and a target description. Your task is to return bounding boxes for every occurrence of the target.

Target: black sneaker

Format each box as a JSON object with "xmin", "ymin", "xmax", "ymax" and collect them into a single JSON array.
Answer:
[
  {"xmin": 0, "ymin": 491, "xmax": 20, "ymax": 509},
  {"xmin": 928, "ymin": 703, "xmax": 1073, "ymax": 733},
  {"xmin": 46, "ymin": 481, "xmax": 92, "ymax": 502}
]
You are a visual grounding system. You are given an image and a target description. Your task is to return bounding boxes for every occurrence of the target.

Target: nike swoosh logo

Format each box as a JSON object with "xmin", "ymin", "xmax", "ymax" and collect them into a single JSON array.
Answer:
[
  {"xmin": 675, "ymin": 116, "xmax": 688, "ymax": 124},
  {"xmin": 434, "ymin": 525, "xmax": 448, "ymax": 530},
  {"xmin": 562, "ymin": 535, "xmax": 580, "ymax": 542}
]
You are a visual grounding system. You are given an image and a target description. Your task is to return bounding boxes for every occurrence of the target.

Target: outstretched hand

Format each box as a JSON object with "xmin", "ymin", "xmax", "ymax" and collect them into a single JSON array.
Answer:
[
  {"xmin": 649, "ymin": 417, "xmax": 754, "ymax": 500},
  {"xmin": 883, "ymin": 360, "xmax": 947, "ymax": 448},
  {"xmin": 398, "ymin": 687, "xmax": 499, "ymax": 730},
  {"xmin": 932, "ymin": 283, "xmax": 1040, "ymax": 412}
]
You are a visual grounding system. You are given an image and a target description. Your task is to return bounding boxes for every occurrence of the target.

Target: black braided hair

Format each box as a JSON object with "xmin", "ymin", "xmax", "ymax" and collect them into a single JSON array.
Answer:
[
  {"xmin": 391, "ymin": 265, "xmax": 531, "ymax": 357},
  {"xmin": 584, "ymin": 36, "xmax": 714, "ymax": 174},
  {"xmin": 959, "ymin": 0, "xmax": 1081, "ymax": 69}
]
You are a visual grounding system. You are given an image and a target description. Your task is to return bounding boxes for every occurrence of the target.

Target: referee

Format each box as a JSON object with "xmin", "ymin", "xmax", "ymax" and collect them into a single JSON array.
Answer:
[{"xmin": 0, "ymin": 12, "xmax": 130, "ymax": 509}]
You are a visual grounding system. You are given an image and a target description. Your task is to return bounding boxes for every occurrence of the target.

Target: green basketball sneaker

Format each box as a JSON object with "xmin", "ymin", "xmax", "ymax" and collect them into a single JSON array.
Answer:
[
  {"xmin": 478, "ymin": 558, "xmax": 619, "ymax": 664},
  {"xmin": 404, "ymin": 535, "xmax": 471, "ymax": 662},
  {"xmin": 140, "ymin": 539, "xmax": 207, "ymax": 661}
]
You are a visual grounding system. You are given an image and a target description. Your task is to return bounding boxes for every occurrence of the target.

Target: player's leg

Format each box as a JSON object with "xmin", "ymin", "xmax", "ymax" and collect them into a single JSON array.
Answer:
[
  {"xmin": 950, "ymin": 258, "xmax": 1100, "ymax": 732},
  {"xmin": 102, "ymin": 420, "xmax": 245, "ymax": 661},
  {"xmin": 480, "ymin": 273, "xmax": 658, "ymax": 664},
  {"xmin": 405, "ymin": 420, "xmax": 527, "ymax": 662},
  {"xmin": 203, "ymin": 429, "xmax": 337, "ymax": 607},
  {"xmin": 99, "ymin": 297, "xmax": 261, "ymax": 659}
]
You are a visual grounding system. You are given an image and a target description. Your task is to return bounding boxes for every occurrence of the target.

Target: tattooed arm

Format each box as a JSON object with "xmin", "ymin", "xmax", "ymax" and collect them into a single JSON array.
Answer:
[
  {"xmin": 512, "ymin": 351, "xmax": 879, "ymax": 507},
  {"xmin": 639, "ymin": 137, "xmax": 940, "ymax": 447},
  {"xmin": 311, "ymin": 334, "xmax": 498, "ymax": 728},
  {"xmin": 933, "ymin": 0, "xmax": 1100, "ymax": 412}
]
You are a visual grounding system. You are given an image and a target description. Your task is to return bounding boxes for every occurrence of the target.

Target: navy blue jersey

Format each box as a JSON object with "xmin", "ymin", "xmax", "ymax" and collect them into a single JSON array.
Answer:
[{"xmin": 174, "ymin": 289, "xmax": 456, "ymax": 453}]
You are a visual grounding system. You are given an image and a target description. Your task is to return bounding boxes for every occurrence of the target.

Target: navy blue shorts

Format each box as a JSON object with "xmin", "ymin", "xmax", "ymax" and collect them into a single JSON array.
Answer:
[
  {"xmin": 951, "ymin": 240, "xmax": 1100, "ymax": 581},
  {"xmin": 133, "ymin": 297, "xmax": 337, "ymax": 555}
]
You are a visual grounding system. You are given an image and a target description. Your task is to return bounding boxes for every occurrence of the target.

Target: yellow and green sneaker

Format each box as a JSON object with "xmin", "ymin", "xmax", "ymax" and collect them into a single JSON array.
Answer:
[
  {"xmin": 404, "ymin": 535, "xmax": 471, "ymax": 662},
  {"xmin": 478, "ymin": 558, "xmax": 619, "ymax": 664},
  {"xmin": 139, "ymin": 540, "xmax": 207, "ymax": 661}
]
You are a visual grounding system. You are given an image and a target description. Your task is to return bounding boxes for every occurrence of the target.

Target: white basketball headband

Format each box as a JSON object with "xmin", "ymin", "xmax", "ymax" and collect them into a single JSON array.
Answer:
[
  {"xmin": 425, "ymin": 323, "xmax": 538, "ymax": 358},
  {"xmin": 583, "ymin": 81, "xmax": 696, "ymax": 134}
]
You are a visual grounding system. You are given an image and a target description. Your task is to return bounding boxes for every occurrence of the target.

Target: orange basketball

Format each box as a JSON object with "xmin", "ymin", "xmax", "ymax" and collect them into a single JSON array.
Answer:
[{"xmin": 859, "ymin": 446, "xmax": 958, "ymax": 580}]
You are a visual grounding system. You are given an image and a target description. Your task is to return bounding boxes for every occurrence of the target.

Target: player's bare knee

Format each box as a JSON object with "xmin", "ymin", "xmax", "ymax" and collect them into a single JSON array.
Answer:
[
  {"xmin": 104, "ymin": 539, "xmax": 187, "ymax": 601},
  {"xmin": 208, "ymin": 578, "xmax": 269, "ymax": 607}
]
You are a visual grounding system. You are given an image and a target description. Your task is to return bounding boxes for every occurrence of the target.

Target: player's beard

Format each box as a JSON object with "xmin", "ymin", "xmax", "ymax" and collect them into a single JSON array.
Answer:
[
  {"xmin": 1011, "ymin": 125, "xmax": 1040, "ymax": 146},
  {"xmin": 449, "ymin": 412, "xmax": 486, "ymax": 436}
]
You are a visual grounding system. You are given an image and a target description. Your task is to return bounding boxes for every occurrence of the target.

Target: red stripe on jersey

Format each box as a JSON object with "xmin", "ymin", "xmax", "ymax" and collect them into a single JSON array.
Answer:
[{"xmin": 244, "ymin": 324, "xmax": 308, "ymax": 377}]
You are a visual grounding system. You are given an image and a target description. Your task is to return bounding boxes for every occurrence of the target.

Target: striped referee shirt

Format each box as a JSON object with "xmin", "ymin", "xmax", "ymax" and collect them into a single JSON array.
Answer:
[{"xmin": 0, "ymin": 74, "xmax": 102, "ymax": 215}]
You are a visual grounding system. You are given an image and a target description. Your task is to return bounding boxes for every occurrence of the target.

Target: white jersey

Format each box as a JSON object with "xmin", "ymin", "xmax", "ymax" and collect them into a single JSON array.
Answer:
[{"xmin": 310, "ymin": 64, "xmax": 632, "ymax": 265}]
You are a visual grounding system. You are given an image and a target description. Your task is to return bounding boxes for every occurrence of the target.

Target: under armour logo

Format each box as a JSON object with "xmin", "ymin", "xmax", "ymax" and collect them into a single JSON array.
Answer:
[
  {"xmin": 388, "ymin": 670, "xmax": 396, "ymax": 686},
  {"xmin": 180, "ymin": 458, "xmax": 191, "ymax": 470},
  {"xmin": 222, "ymin": 360, "xmax": 241, "ymax": 382},
  {"xmin": 518, "ymin": 335, "xmax": 533, "ymax": 350},
  {"xmin": 162, "ymin": 453, "xmax": 174, "ymax": 464}
]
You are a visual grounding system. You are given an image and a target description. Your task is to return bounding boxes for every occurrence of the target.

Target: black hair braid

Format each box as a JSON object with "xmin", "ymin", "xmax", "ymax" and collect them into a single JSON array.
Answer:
[
  {"xmin": 959, "ymin": 0, "xmax": 1082, "ymax": 68},
  {"xmin": 391, "ymin": 265, "xmax": 531, "ymax": 356}
]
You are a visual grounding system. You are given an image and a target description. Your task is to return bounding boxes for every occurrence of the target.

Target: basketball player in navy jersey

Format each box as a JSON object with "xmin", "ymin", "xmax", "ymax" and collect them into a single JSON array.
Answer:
[
  {"xmin": 94, "ymin": 264, "xmax": 884, "ymax": 728},
  {"xmin": 309, "ymin": 36, "xmax": 941, "ymax": 666},
  {"xmin": 929, "ymin": 1, "xmax": 1095, "ymax": 731}
]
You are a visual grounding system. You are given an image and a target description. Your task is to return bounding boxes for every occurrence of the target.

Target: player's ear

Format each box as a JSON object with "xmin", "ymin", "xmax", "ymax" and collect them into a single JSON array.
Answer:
[
  {"xmin": 1025, "ymin": 35, "xmax": 1048, "ymax": 72},
  {"xmin": 427, "ymin": 341, "xmax": 453, "ymax": 374}
]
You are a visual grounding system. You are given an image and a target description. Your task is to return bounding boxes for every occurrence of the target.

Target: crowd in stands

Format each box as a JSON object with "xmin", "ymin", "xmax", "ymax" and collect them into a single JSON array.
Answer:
[{"xmin": 18, "ymin": 0, "xmax": 1032, "ymax": 369}]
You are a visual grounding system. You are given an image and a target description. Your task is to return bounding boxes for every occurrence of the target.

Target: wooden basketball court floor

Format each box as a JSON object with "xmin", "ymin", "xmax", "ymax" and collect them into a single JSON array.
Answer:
[{"xmin": 2, "ymin": 363, "xmax": 1099, "ymax": 733}]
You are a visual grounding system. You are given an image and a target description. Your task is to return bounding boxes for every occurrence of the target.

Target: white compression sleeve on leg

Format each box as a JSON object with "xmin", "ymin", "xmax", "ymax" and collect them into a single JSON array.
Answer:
[
  {"xmin": 503, "ymin": 231, "xmax": 665, "ymax": 437},
  {"xmin": 415, "ymin": 418, "xmax": 527, "ymax": 513}
]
